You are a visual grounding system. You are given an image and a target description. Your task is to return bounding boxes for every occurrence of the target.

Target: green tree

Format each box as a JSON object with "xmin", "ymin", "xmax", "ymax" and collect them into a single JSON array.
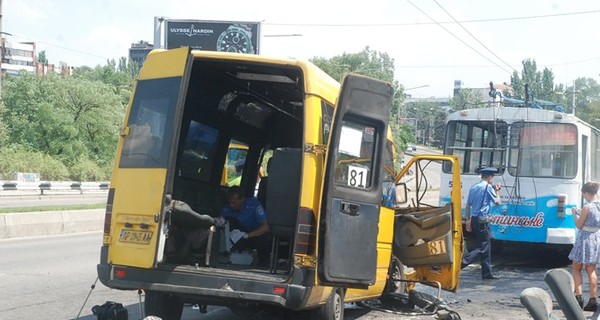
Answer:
[
  {"xmin": 73, "ymin": 60, "xmax": 135, "ymax": 105},
  {"xmin": 567, "ymin": 77, "xmax": 600, "ymax": 117},
  {"xmin": 431, "ymin": 110, "xmax": 448, "ymax": 148},
  {"xmin": 37, "ymin": 50, "xmax": 48, "ymax": 64},
  {"xmin": 2, "ymin": 70, "xmax": 125, "ymax": 180},
  {"xmin": 449, "ymin": 89, "xmax": 483, "ymax": 110},
  {"xmin": 510, "ymin": 58, "xmax": 557, "ymax": 101},
  {"xmin": 310, "ymin": 46, "xmax": 395, "ymax": 83},
  {"xmin": 310, "ymin": 47, "xmax": 415, "ymax": 163}
]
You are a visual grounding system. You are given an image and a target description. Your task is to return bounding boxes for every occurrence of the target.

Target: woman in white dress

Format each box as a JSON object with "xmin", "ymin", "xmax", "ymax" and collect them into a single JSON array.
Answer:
[{"xmin": 569, "ymin": 181, "xmax": 600, "ymax": 312}]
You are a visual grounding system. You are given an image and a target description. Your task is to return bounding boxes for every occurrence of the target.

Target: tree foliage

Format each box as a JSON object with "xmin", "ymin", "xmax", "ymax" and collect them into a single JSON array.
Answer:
[
  {"xmin": 449, "ymin": 89, "xmax": 484, "ymax": 111},
  {"xmin": 509, "ymin": 58, "xmax": 557, "ymax": 101},
  {"xmin": 509, "ymin": 59, "xmax": 600, "ymax": 121},
  {"xmin": 0, "ymin": 61, "xmax": 135, "ymax": 181},
  {"xmin": 310, "ymin": 46, "xmax": 395, "ymax": 83},
  {"xmin": 310, "ymin": 47, "xmax": 414, "ymax": 162}
]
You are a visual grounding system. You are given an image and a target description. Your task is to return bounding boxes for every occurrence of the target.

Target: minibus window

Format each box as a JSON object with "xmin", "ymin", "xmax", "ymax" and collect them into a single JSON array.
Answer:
[
  {"xmin": 333, "ymin": 121, "xmax": 376, "ymax": 189},
  {"xmin": 321, "ymin": 101, "xmax": 334, "ymax": 144},
  {"xmin": 119, "ymin": 77, "xmax": 179, "ymax": 168},
  {"xmin": 224, "ymin": 140, "xmax": 249, "ymax": 187},
  {"xmin": 180, "ymin": 121, "xmax": 219, "ymax": 182}
]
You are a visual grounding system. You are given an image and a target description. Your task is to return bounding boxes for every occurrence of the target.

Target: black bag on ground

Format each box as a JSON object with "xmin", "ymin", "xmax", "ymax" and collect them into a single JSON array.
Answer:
[{"xmin": 91, "ymin": 301, "xmax": 128, "ymax": 320}]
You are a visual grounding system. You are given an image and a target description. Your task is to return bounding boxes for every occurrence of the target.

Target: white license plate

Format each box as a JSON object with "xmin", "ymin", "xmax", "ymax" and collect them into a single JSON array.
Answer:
[{"xmin": 119, "ymin": 230, "xmax": 153, "ymax": 245}]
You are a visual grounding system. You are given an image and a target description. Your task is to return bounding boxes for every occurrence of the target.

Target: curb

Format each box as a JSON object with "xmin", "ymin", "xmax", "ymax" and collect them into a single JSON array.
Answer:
[{"xmin": 0, "ymin": 209, "xmax": 105, "ymax": 239}]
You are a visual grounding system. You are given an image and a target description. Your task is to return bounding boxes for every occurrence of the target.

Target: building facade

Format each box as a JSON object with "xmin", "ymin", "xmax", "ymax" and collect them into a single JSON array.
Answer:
[
  {"xmin": 129, "ymin": 40, "xmax": 153, "ymax": 68},
  {"xmin": 1, "ymin": 38, "xmax": 36, "ymax": 75}
]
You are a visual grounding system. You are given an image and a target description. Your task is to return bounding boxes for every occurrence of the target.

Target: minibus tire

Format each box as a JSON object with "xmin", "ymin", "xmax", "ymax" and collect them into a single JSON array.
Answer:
[
  {"xmin": 384, "ymin": 255, "xmax": 406, "ymax": 294},
  {"xmin": 313, "ymin": 288, "xmax": 344, "ymax": 320},
  {"xmin": 144, "ymin": 290, "xmax": 183, "ymax": 320}
]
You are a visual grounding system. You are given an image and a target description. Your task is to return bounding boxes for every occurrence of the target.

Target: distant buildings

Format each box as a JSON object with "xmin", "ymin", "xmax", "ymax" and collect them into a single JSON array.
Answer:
[
  {"xmin": 0, "ymin": 37, "xmax": 156, "ymax": 77},
  {"xmin": 1, "ymin": 38, "xmax": 36, "ymax": 75},
  {"xmin": 0, "ymin": 37, "xmax": 73, "ymax": 76},
  {"xmin": 129, "ymin": 40, "xmax": 153, "ymax": 68}
]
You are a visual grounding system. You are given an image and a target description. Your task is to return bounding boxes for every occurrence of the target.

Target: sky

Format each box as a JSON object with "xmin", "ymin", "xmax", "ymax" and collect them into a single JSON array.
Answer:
[{"xmin": 5, "ymin": 0, "xmax": 600, "ymax": 98}]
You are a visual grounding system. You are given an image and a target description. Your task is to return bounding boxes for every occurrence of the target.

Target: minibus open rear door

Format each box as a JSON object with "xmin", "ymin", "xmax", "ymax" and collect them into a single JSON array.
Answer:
[
  {"xmin": 107, "ymin": 48, "xmax": 192, "ymax": 268},
  {"xmin": 317, "ymin": 74, "xmax": 393, "ymax": 288}
]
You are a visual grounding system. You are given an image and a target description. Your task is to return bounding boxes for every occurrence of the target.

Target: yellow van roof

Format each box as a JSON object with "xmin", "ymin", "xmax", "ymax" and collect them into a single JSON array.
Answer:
[{"xmin": 183, "ymin": 50, "xmax": 341, "ymax": 104}]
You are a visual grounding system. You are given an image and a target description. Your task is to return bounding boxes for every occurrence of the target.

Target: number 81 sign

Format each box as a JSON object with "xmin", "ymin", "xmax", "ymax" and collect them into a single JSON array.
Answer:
[{"xmin": 347, "ymin": 165, "xmax": 368, "ymax": 188}]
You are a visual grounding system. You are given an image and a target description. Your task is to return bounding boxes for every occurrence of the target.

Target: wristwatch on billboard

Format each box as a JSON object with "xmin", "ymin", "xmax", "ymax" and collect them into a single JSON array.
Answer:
[{"xmin": 216, "ymin": 24, "xmax": 255, "ymax": 54}]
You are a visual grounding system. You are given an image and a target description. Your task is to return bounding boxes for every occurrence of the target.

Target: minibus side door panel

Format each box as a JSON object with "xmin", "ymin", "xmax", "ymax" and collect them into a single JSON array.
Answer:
[
  {"xmin": 393, "ymin": 155, "xmax": 463, "ymax": 292},
  {"xmin": 108, "ymin": 48, "xmax": 193, "ymax": 268},
  {"xmin": 318, "ymin": 74, "xmax": 393, "ymax": 288}
]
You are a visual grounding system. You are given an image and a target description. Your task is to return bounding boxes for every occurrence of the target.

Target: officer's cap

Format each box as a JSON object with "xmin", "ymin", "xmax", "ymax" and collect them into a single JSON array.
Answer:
[{"xmin": 479, "ymin": 167, "xmax": 498, "ymax": 174}]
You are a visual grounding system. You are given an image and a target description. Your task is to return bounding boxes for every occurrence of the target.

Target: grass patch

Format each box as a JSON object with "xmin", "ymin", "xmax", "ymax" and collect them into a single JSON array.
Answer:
[{"xmin": 0, "ymin": 203, "xmax": 106, "ymax": 214}]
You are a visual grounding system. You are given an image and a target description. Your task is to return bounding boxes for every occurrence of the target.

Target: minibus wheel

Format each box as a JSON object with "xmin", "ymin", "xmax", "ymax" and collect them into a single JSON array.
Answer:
[
  {"xmin": 144, "ymin": 290, "xmax": 183, "ymax": 320},
  {"xmin": 384, "ymin": 255, "xmax": 406, "ymax": 294},
  {"xmin": 313, "ymin": 288, "xmax": 344, "ymax": 320}
]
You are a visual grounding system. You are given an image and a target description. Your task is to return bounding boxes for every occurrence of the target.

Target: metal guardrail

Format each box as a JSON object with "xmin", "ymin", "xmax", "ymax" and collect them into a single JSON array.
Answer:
[{"xmin": 0, "ymin": 181, "xmax": 109, "ymax": 195}]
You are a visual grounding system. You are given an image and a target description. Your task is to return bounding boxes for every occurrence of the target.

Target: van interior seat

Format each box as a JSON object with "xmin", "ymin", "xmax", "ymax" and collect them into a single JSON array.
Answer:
[{"xmin": 266, "ymin": 148, "xmax": 302, "ymax": 272}]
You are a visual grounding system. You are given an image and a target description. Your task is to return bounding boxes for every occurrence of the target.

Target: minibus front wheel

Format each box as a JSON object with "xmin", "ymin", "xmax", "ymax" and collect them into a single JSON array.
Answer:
[
  {"xmin": 313, "ymin": 288, "xmax": 344, "ymax": 320},
  {"xmin": 384, "ymin": 255, "xmax": 406, "ymax": 294}
]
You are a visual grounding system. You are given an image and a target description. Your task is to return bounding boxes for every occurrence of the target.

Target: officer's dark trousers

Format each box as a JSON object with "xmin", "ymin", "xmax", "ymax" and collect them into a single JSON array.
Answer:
[{"xmin": 462, "ymin": 217, "xmax": 493, "ymax": 278}]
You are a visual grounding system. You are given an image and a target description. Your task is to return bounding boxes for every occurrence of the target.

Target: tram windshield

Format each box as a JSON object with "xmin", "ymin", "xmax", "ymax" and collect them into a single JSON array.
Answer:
[{"xmin": 509, "ymin": 122, "xmax": 577, "ymax": 178}]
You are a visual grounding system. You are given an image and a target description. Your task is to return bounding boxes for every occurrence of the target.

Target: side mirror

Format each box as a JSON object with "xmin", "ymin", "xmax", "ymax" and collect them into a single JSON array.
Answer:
[{"xmin": 395, "ymin": 183, "xmax": 408, "ymax": 205}]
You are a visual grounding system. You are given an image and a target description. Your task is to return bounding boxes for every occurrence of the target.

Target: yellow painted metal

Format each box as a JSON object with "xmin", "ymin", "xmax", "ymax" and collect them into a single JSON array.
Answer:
[{"xmin": 107, "ymin": 168, "xmax": 167, "ymax": 268}]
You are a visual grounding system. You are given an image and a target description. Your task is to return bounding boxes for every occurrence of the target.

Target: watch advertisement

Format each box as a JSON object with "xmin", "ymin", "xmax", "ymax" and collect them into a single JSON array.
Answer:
[{"xmin": 165, "ymin": 20, "xmax": 260, "ymax": 54}]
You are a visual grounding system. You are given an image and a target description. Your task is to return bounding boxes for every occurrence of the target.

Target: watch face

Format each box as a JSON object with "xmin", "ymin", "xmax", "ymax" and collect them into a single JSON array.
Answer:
[{"xmin": 217, "ymin": 26, "xmax": 254, "ymax": 54}]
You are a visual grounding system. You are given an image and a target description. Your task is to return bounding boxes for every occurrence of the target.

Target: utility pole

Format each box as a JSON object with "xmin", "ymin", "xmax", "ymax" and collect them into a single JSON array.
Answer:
[
  {"xmin": 153, "ymin": 16, "xmax": 164, "ymax": 49},
  {"xmin": 0, "ymin": 0, "xmax": 3, "ymax": 101},
  {"xmin": 572, "ymin": 80, "xmax": 576, "ymax": 115}
]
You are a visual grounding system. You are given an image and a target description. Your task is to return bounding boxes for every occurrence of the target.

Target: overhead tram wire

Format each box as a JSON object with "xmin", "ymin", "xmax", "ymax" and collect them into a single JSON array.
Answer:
[
  {"xmin": 405, "ymin": 0, "xmax": 512, "ymax": 75},
  {"xmin": 8, "ymin": 32, "xmax": 109, "ymax": 61},
  {"xmin": 264, "ymin": 9, "xmax": 600, "ymax": 27},
  {"xmin": 433, "ymin": 0, "xmax": 517, "ymax": 74}
]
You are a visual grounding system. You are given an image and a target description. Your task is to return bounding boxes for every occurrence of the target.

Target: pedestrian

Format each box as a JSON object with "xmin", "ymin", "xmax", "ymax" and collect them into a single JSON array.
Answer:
[
  {"xmin": 569, "ymin": 181, "xmax": 600, "ymax": 312},
  {"xmin": 461, "ymin": 167, "xmax": 501, "ymax": 280}
]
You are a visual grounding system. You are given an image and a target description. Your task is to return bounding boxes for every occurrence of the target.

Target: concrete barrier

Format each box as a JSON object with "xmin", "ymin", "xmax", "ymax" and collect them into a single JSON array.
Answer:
[{"xmin": 0, "ymin": 209, "xmax": 104, "ymax": 239}]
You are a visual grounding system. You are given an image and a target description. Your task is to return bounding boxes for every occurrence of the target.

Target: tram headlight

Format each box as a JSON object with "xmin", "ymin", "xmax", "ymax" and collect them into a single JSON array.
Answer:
[{"xmin": 557, "ymin": 194, "xmax": 566, "ymax": 218}]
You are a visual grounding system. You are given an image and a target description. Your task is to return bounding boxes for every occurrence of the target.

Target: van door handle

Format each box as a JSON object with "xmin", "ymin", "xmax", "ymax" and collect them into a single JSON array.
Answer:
[{"xmin": 340, "ymin": 202, "xmax": 360, "ymax": 216}]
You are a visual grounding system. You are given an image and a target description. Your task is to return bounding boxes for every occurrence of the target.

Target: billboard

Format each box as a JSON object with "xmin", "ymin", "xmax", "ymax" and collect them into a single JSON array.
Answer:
[{"xmin": 165, "ymin": 20, "xmax": 260, "ymax": 54}]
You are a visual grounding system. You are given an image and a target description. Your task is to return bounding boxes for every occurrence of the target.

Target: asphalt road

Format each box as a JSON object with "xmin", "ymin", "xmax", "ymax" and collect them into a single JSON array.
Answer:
[
  {"xmin": 0, "ymin": 147, "xmax": 591, "ymax": 319},
  {"xmin": 2, "ymin": 231, "xmax": 593, "ymax": 320}
]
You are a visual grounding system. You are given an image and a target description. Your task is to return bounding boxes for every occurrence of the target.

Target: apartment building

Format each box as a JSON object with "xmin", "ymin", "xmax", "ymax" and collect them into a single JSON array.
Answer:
[{"xmin": 1, "ymin": 38, "xmax": 36, "ymax": 75}]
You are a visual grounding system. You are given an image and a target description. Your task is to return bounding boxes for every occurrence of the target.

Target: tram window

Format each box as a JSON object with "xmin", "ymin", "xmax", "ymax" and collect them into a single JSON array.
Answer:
[
  {"xmin": 508, "ymin": 123, "xmax": 577, "ymax": 178},
  {"xmin": 443, "ymin": 120, "xmax": 507, "ymax": 174}
]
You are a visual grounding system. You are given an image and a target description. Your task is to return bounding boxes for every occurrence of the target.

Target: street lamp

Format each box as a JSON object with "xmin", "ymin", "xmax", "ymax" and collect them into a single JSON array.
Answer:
[{"xmin": 555, "ymin": 83, "xmax": 580, "ymax": 115}]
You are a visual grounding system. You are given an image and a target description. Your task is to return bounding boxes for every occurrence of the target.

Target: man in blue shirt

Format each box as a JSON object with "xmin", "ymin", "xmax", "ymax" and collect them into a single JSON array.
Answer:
[
  {"xmin": 461, "ymin": 167, "xmax": 502, "ymax": 280},
  {"xmin": 220, "ymin": 186, "xmax": 270, "ymax": 265}
]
